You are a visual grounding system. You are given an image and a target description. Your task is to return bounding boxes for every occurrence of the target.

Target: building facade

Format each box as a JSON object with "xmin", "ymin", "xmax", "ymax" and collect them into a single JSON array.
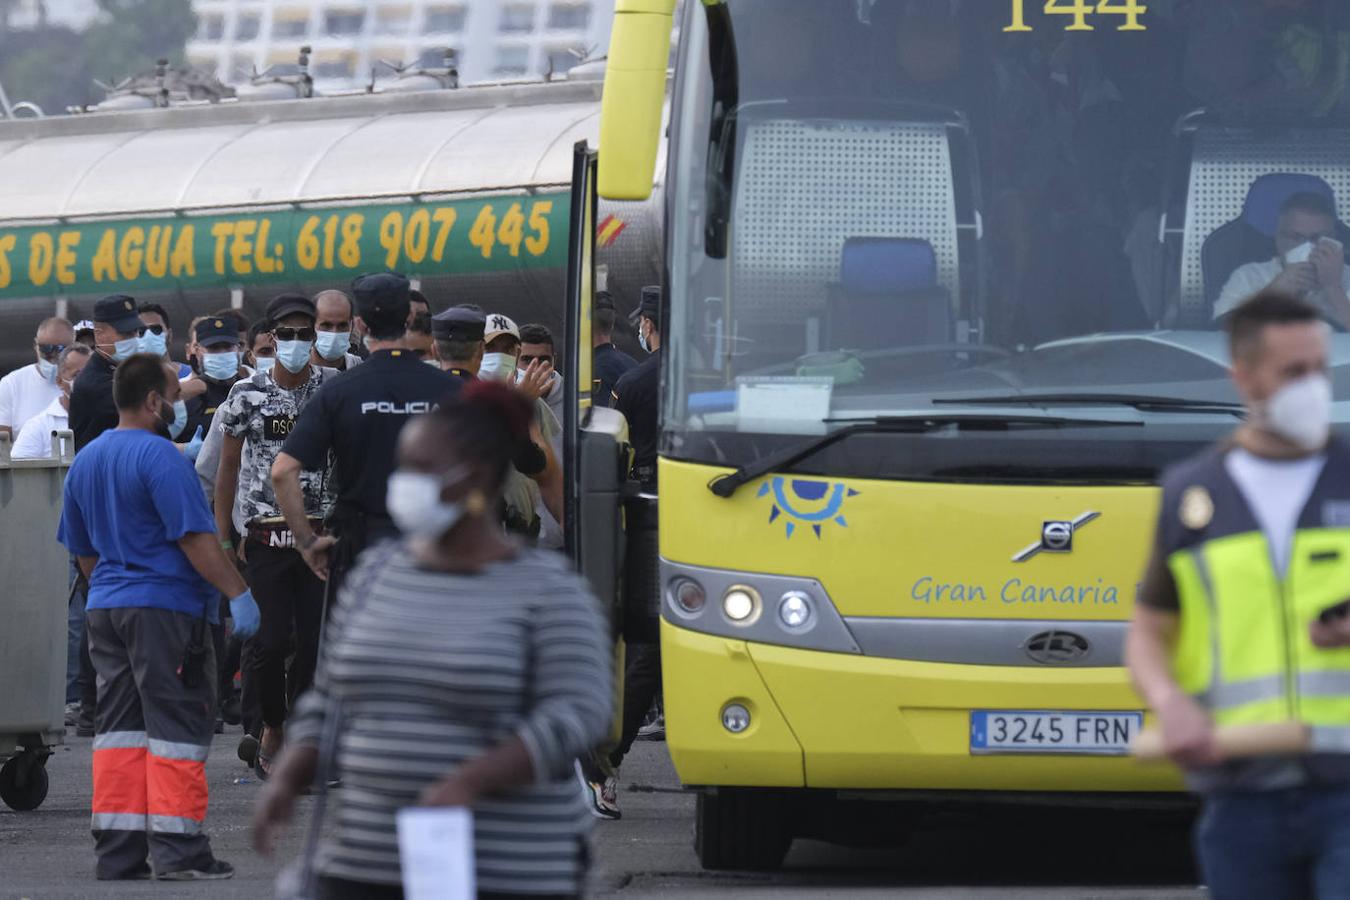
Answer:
[{"xmin": 185, "ymin": 0, "xmax": 616, "ymax": 90}]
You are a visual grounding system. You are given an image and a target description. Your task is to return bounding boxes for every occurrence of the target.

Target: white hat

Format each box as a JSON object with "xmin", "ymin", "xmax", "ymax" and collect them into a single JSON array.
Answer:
[
  {"xmin": 484, "ymin": 313, "xmax": 520, "ymax": 344},
  {"xmin": 74, "ymin": 320, "xmax": 95, "ymax": 331}
]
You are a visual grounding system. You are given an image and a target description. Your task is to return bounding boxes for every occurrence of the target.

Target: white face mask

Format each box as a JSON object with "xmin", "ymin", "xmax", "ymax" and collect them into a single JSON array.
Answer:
[
  {"xmin": 36, "ymin": 357, "xmax": 57, "ymax": 383},
  {"xmin": 478, "ymin": 352, "xmax": 518, "ymax": 382},
  {"xmin": 1262, "ymin": 373, "xmax": 1333, "ymax": 451},
  {"xmin": 387, "ymin": 468, "xmax": 469, "ymax": 540}
]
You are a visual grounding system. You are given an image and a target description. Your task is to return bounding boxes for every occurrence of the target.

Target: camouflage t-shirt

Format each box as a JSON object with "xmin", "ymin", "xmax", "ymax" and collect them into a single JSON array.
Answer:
[{"xmin": 217, "ymin": 366, "xmax": 334, "ymax": 523}]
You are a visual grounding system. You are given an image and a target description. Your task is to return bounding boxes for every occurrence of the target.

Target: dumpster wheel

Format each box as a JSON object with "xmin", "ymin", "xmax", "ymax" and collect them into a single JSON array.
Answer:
[{"xmin": 0, "ymin": 752, "xmax": 50, "ymax": 812}]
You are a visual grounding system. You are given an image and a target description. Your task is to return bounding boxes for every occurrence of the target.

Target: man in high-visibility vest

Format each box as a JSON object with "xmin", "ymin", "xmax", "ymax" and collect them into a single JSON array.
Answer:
[{"xmin": 1128, "ymin": 290, "xmax": 1350, "ymax": 899}]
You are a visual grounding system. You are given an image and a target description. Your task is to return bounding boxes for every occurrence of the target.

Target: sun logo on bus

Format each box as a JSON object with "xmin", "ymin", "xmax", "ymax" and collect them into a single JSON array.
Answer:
[{"xmin": 758, "ymin": 477, "xmax": 858, "ymax": 539}]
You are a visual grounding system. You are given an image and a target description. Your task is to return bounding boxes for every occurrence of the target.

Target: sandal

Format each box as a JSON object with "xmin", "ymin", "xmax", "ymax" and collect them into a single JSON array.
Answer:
[{"xmin": 253, "ymin": 745, "xmax": 273, "ymax": 782}]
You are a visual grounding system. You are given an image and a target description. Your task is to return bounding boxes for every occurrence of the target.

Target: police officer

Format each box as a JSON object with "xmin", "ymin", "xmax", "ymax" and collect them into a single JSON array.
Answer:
[
  {"xmin": 592, "ymin": 291, "xmax": 637, "ymax": 409},
  {"xmin": 71, "ymin": 294, "xmax": 144, "ymax": 451},
  {"xmin": 612, "ymin": 286, "xmax": 662, "ymax": 488},
  {"xmin": 185, "ymin": 316, "xmax": 248, "ymax": 445},
  {"xmin": 272, "ymin": 273, "xmax": 452, "ymax": 591},
  {"xmin": 430, "ymin": 305, "xmax": 487, "ymax": 384},
  {"xmin": 1127, "ymin": 291, "xmax": 1350, "ymax": 898}
]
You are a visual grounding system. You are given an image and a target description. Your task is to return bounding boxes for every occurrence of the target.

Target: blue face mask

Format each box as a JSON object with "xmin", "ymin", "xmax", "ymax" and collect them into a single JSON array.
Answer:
[
  {"xmin": 314, "ymin": 330, "xmax": 350, "ymax": 361},
  {"xmin": 276, "ymin": 340, "xmax": 313, "ymax": 374},
  {"xmin": 110, "ymin": 335, "xmax": 139, "ymax": 363},
  {"xmin": 638, "ymin": 324, "xmax": 650, "ymax": 354},
  {"xmin": 202, "ymin": 350, "xmax": 239, "ymax": 382},
  {"xmin": 159, "ymin": 395, "xmax": 188, "ymax": 440},
  {"xmin": 254, "ymin": 356, "xmax": 276, "ymax": 375},
  {"xmin": 139, "ymin": 330, "xmax": 167, "ymax": 357}
]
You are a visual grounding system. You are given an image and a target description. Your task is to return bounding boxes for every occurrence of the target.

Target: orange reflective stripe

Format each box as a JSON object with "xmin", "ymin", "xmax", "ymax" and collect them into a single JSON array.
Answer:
[
  {"xmin": 146, "ymin": 754, "xmax": 208, "ymax": 822},
  {"xmin": 91, "ymin": 746, "xmax": 148, "ymax": 815}
]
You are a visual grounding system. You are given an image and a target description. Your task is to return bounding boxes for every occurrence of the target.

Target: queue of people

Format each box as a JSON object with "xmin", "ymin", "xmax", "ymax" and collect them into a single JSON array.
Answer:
[{"xmin": 10, "ymin": 272, "xmax": 659, "ymax": 893}]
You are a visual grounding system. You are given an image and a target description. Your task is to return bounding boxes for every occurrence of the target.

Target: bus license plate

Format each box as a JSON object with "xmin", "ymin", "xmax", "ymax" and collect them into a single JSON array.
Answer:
[{"xmin": 970, "ymin": 711, "xmax": 1143, "ymax": 755}]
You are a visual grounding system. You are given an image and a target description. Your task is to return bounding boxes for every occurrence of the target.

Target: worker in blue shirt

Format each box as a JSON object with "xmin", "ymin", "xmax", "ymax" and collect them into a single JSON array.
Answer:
[{"xmin": 57, "ymin": 354, "xmax": 260, "ymax": 883}]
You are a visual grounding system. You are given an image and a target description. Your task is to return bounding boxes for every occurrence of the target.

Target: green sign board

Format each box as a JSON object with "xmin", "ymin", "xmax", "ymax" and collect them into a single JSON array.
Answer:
[{"xmin": 0, "ymin": 192, "xmax": 569, "ymax": 300}]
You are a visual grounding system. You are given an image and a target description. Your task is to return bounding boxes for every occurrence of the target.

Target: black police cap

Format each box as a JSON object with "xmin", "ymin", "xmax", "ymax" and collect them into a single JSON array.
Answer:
[
  {"xmin": 93, "ymin": 294, "xmax": 144, "ymax": 333},
  {"xmin": 267, "ymin": 293, "xmax": 317, "ymax": 325},
  {"xmin": 351, "ymin": 272, "xmax": 411, "ymax": 330},
  {"xmin": 629, "ymin": 285, "xmax": 662, "ymax": 325},
  {"xmin": 195, "ymin": 315, "xmax": 239, "ymax": 348},
  {"xmin": 595, "ymin": 290, "xmax": 615, "ymax": 312},
  {"xmin": 431, "ymin": 306, "xmax": 486, "ymax": 341}
]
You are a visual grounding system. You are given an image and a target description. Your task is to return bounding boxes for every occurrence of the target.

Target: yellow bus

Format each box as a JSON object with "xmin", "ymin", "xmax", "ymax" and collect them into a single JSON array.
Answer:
[{"xmin": 580, "ymin": 0, "xmax": 1350, "ymax": 869}]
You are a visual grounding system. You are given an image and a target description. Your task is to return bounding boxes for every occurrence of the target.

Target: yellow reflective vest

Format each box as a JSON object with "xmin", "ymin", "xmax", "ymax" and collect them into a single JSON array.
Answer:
[{"xmin": 1163, "ymin": 439, "xmax": 1350, "ymax": 752}]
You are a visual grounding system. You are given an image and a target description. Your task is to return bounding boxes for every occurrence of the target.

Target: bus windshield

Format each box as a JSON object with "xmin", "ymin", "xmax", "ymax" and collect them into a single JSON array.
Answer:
[{"xmin": 664, "ymin": 0, "xmax": 1350, "ymax": 482}]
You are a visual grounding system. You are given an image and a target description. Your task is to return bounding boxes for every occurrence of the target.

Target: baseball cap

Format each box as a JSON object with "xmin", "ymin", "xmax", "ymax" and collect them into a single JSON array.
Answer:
[
  {"xmin": 93, "ymin": 294, "xmax": 144, "ymax": 334},
  {"xmin": 484, "ymin": 312, "xmax": 520, "ymax": 344},
  {"xmin": 595, "ymin": 290, "xmax": 615, "ymax": 312},
  {"xmin": 629, "ymin": 285, "xmax": 662, "ymax": 325},
  {"xmin": 351, "ymin": 272, "xmax": 412, "ymax": 333},
  {"xmin": 194, "ymin": 316, "xmax": 240, "ymax": 348},
  {"xmin": 432, "ymin": 306, "xmax": 486, "ymax": 342},
  {"xmin": 266, "ymin": 293, "xmax": 317, "ymax": 325}
]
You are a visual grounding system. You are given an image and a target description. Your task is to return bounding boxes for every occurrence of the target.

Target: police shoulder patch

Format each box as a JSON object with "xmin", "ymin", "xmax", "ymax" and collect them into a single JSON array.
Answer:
[{"xmin": 1180, "ymin": 486, "xmax": 1214, "ymax": 530}]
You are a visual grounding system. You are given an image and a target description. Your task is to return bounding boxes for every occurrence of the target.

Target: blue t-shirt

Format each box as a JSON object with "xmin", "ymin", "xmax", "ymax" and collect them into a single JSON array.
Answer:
[{"xmin": 58, "ymin": 428, "xmax": 219, "ymax": 623}]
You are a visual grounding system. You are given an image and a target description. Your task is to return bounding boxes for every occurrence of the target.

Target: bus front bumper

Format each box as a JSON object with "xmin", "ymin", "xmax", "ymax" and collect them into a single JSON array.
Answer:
[{"xmin": 660, "ymin": 619, "xmax": 1185, "ymax": 794}]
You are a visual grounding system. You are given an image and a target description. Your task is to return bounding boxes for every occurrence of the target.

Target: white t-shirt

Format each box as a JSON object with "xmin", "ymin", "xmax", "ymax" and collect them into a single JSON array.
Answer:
[
  {"xmin": 1225, "ymin": 448, "xmax": 1327, "ymax": 575},
  {"xmin": 1214, "ymin": 257, "xmax": 1350, "ymax": 321},
  {"xmin": 0, "ymin": 362, "xmax": 61, "ymax": 434},
  {"xmin": 11, "ymin": 395, "xmax": 70, "ymax": 460}
]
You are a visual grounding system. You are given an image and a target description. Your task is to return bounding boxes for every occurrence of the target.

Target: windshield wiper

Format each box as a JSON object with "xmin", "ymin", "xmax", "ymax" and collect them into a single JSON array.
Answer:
[
  {"xmin": 933, "ymin": 392, "xmax": 1246, "ymax": 418},
  {"xmin": 708, "ymin": 413, "xmax": 1141, "ymax": 498}
]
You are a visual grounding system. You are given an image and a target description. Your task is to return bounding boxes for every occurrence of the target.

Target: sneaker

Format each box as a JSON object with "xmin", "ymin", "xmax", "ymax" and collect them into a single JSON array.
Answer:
[
  {"xmin": 575, "ymin": 762, "xmax": 620, "ymax": 820},
  {"xmin": 64, "ymin": 702, "xmax": 80, "ymax": 727},
  {"xmin": 220, "ymin": 692, "xmax": 242, "ymax": 726},
  {"xmin": 77, "ymin": 703, "xmax": 95, "ymax": 737},
  {"xmin": 157, "ymin": 859, "xmax": 234, "ymax": 881},
  {"xmin": 237, "ymin": 734, "xmax": 259, "ymax": 766},
  {"xmin": 636, "ymin": 711, "xmax": 665, "ymax": 742},
  {"xmin": 96, "ymin": 863, "xmax": 153, "ymax": 881}
]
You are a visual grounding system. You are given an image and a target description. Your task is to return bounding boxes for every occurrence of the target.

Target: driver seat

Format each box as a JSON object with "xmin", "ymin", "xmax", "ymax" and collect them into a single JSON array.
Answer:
[{"xmin": 826, "ymin": 237, "xmax": 951, "ymax": 351}]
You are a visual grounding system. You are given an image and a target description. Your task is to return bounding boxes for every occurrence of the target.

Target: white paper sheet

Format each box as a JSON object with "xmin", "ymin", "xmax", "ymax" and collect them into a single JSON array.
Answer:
[{"xmin": 396, "ymin": 807, "xmax": 475, "ymax": 900}]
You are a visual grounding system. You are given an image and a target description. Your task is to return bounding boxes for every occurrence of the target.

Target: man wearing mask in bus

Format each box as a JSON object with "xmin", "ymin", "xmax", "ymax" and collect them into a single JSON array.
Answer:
[
  {"xmin": 1215, "ymin": 192, "xmax": 1350, "ymax": 327},
  {"xmin": 310, "ymin": 290, "xmax": 363, "ymax": 372},
  {"xmin": 71, "ymin": 295, "xmax": 144, "ymax": 451},
  {"xmin": 0, "ymin": 316, "xmax": 73, "ymax": 440}
]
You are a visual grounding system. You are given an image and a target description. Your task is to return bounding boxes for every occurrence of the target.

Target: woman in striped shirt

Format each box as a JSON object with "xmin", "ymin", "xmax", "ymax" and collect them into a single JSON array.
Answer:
[{"xmin": 253, "ymin": 382, "xmax": 613, "ymax": 899}]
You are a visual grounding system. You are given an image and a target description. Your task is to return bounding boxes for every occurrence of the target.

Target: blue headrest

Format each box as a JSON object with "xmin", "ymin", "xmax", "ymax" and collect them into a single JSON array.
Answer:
[
  {"xmin": 1242, "ymin": 173, "xmax": 1337, "ymax": 237},
  {"xmin": 840, "ymin": 238, "xmax": 937, "ymax": 294}
]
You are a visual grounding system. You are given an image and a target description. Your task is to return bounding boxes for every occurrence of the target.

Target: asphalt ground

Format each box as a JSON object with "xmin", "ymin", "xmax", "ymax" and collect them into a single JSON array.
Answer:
[{"xmin": 0, "ymin": 729, "xmax": 1206, "ymax": 899}]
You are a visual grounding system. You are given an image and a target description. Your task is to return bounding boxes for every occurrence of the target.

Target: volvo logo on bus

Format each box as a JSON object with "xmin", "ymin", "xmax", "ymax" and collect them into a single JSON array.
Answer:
[
  {"xmin": 1024, "ymin": 630, "xmax": 1092, "ymax": 665},
  {"xmin": 1012, "ymin": 511, "xmax": 1101, "ymax": 562}
]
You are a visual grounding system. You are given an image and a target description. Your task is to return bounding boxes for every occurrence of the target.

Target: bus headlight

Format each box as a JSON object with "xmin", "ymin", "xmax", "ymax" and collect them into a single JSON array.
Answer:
[
  {"xmin": 722, "ymin": 585, "xmax": 761, "ymax": 625},
  {"xmin": 668, "ymin": 577, "xmax": 707, "ymax": 615},
  {"xmin": 777, "ymin": 591, "xmax": 814, "ymax": 631}
]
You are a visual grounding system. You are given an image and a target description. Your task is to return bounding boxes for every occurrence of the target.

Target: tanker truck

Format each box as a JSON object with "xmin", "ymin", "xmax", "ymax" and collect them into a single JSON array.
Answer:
[{"xmin": 0, "ymin": 61, "xmax": 663, "ymax": 373}]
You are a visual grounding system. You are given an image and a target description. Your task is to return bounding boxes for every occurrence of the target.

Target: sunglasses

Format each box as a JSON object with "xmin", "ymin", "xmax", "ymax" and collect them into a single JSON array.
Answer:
[
  {"xmin": 137, "ymin": 324, "xmax": 166, "ymax": 336},
  {"xmin": 36, "ymin": 343, "xmax": 67, "ymax": 359},
  {"xmin": 273, "ymin": 326, "xmax": 317, "ymax": 342}
]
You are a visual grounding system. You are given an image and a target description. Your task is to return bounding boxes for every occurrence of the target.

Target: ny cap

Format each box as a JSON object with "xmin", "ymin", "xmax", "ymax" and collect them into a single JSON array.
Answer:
[
  {"xmin": 93, "ymin": 294, "xmax": 144, "ymax": 333},
  {"xmin": 432, "ymin": 306, "xmax": 486, "ymax": 341},
  {"xmin": 484, "ymin": 312, "xmax": 520, "ymax": 344},
  {"xmin": 266, "ymin": 293, "xmax": 316, "ymax": 325},
  {"xmin": 194, "ymin": 316, "xmax": 239, "ymax": 348},
  {"xmin": 351, "ymin": 272, "xmax": 412, "ymax": 332}
]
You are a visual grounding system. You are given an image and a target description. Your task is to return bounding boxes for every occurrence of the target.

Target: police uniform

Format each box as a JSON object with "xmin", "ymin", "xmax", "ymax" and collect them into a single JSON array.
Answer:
[
  {"xmin": 612, "ymin": 287, "xmax": 661, "ymax": 488},
  {"xmin": 184, "ymin": 317, "xmax": 244, "ymax": 443},
  {"xmin": 593, "ymin": 293, "xmax": 637, "ymax": 409},
  {"xmin": 1141, "ymin": 438, "xmax": 1350, "ymax": 790},
  {"xmin": 281, "ymin": 273, "xmax": 453, "ymax": 586},
  {"xmin": 70, "ymin": 295, "xmax": 143, "ymax": 451}
]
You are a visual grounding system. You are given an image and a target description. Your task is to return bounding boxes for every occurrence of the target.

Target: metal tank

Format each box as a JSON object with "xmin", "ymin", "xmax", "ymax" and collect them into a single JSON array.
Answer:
[{"xmin": 0, "ymin": 74, "xmax": 665, "ymax": 372}]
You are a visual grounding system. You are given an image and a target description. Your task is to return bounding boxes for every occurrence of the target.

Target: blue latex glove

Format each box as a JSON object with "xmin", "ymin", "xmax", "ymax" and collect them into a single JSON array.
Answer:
[
  {"xmin": 229, "ymin": 589, "xmax": 261, "ymax": 640},
  {"xmin": 183, "ymin": 426, "xmax": 205, "ymax": 461}
]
